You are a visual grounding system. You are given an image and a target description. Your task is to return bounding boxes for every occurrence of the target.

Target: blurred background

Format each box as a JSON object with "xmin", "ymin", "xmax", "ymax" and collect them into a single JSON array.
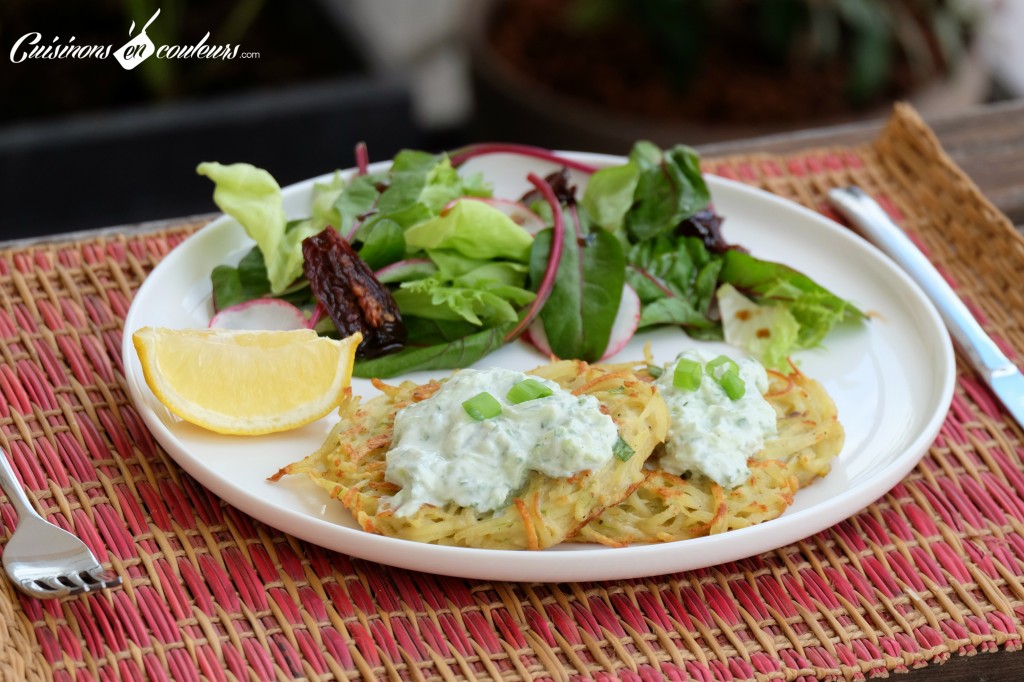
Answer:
[{"xmin": 1, "ymin": 0, "xmax": 1021, "ymax": 240}]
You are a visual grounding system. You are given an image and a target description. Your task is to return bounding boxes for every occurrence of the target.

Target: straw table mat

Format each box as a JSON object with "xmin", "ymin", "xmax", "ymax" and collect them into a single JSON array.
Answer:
[{"xmin": 0, "ymin": 103, "xmax": 1022, "ymax": 682}]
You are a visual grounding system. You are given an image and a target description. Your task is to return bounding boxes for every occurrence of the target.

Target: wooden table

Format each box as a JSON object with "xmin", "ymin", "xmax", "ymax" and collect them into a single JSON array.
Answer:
[{"xmin": 702, "ymin": 98, "xmax": 1024, "ymax": 682}]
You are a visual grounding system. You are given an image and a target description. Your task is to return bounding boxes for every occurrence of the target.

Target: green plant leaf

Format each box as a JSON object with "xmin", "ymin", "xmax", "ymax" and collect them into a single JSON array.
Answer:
[
  {"xmin": 718, "ymin": 249, "xmax": 864, "ymax": 348},
  {"xmin": 530, "ymin": 211, "xmax": 625, "ymax": 361},
  {"xmin": 625, "ymin": 234, "xmax": 721, "ymax": 331},
  {"xmin": 581, "ymin": 160, "xmax": 640, "ymax": 232},
  {"xmin": 353, "ymin": 324, "xmax": 513, "ymax": 378},
  {"xmin": 404, "ymin": 200, "xmax": 534, "ymax": 262},
  {"xmin": 196, "ymin": 161, "xmax": 297, "ymax": 293},
  {"xmin": 624, "ymin": 144, "xmax": 710, "ymax": 242},
  {"xmin": 334, "ymin": 173, "xmax": 383, "ymax": 237},
  {"xmin": 357, "ymin": 219, "xmax": 405, "ymax": 270}
]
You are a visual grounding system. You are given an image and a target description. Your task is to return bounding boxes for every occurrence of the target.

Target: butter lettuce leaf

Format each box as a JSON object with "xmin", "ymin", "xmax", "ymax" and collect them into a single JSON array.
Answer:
[
  {"xmin": 717, "ymin": 283, "xmax": 800, "ymax": 370},
  {"xmin": 719, "ymin": 249, "xmax": 864, "ymax": 349},
  {"xmin": 404, "ymin": 200, "xmax": 533, "ymax": 262},
  {"xmin": 393, "ymin": 275, "xmax": 534, "ymax": 327},
  {"xmin": 197, "ymin": 162, "xmax": 298, "ymax": 293}
]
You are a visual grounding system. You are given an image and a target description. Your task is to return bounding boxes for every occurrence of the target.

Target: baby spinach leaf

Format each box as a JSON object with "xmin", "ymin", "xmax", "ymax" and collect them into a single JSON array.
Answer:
[
  {"xmin": 624, "ymin": 144, "xmax": 711, "ymax": 243},
  {"xmin": 530, "ymin": 209, "xmax": 625, "ymax": 361},
  {"xmin": 353, "ymin": 324, "xmax": 513, "ymax": 378},
  {"xmin": 210, "ymin": 244, "xmax": 311, "ymax": 312},
  {"xmin": 582, "ymin": 160, "xmax": 639, "ymax": 232},
  {"xmin": 403, "ymin": 317, "xmax": 481, "ymax": 345},
  {"xmin": 334, "ymin": 173, "xmax": 383, "ymax": 236},
  {"xmin": 357, "ymin": 219, "xmax": 405, "ymax": 270},
  {"xmin": 625, "ymin": 234, "xmax": 722, "ymax": 332}
]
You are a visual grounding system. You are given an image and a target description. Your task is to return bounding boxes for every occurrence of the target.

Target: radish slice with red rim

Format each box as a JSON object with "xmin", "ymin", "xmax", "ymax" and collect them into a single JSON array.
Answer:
[
  {"xmin": 209, "ymin": 299, "xmax": 309, "ymax": 331},
  {"xmin": 525, "ymin": 283, "xmax": 641, "ymax": 361}
]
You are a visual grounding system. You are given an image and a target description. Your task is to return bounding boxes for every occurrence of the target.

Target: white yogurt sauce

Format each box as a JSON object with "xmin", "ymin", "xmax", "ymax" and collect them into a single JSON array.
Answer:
[
  {"xmin": 384, "ymin": 367, "xmax": 619, "ymax": 516},
  {"xmin": 654, "ymin": 349, "xmax": 777, "ymax": 489}
]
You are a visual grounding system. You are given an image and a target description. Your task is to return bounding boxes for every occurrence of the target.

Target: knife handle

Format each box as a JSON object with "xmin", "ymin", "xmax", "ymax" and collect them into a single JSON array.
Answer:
[{"xmin": 828, "ymin": 187, "xmax": 1014, "ymax": 379}]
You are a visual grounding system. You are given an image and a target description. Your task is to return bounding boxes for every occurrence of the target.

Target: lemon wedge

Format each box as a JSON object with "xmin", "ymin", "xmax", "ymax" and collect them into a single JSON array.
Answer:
[{"xmin": 132, "ymin": 327, "xmax": 361, "ymax": 435}]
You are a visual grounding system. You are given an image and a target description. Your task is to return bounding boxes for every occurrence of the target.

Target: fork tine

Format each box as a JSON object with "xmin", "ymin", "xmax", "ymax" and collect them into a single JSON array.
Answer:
[
  {"xmin": 23, "ymin": 576, "xmax": 76, "ymax": 598},
  {"xmin": 83, "ymin": 567, "xmax": 122, "ymax": 590},
  {"xmin": 56, "ymin": 572, "xmax": 91, "ymax": 591}
]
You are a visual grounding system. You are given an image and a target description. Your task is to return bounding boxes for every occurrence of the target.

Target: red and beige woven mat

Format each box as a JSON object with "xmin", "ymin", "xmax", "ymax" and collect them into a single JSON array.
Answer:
[{"xmin": 0, "ymin": 104, "xmax": 1022, "ymax": 681}]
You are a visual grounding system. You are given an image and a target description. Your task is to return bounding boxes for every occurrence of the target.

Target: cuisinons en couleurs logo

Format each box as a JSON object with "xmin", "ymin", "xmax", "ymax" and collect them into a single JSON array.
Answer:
[{"xmin": 9, "ymin": 9, "xmax": 258, "ymax": 69}]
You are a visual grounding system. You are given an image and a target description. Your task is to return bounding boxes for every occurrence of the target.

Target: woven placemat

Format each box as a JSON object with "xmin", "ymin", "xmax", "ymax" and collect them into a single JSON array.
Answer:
[{"xmin": 0, "ymin": 103, "xmax": 1022, "ymax": 682}]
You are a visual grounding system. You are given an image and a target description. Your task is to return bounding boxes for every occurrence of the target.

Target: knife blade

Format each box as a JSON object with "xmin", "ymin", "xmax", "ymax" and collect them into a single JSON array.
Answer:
[{"xmin": 828, "ymin": 186, "xmax": 1024, "ymax": 429}]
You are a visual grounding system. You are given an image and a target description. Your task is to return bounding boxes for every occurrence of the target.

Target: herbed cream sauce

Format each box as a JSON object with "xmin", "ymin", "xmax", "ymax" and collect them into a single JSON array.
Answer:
[
  {"xmin": 654, "ymin": 350, "xmax": 777, "ymax": 489},
  {"xmin": 384, "ymin": 368, "xmax": 619, "ymax": 516}
]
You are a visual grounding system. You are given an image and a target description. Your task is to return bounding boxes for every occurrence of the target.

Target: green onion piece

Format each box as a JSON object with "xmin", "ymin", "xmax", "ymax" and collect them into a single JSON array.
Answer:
[
  {"xmin": 506, "ymin": 379, "xmax": 553, "ymax": 404},
  {"xmin": 673, "ymin": 358, "xmax": 703, "ymax": 391},
  {"xmin": 646, "ymin": 364, "xmax": 664, "ymax": 379},
  {"xmin": 612, "ymin": 436, "xmax": 635, "ymax": 462},
  {"xmin": 462, "ymin": 392, "xmax": 502, "ymax": 420},
  {"xmin": 718, "ymin": 369, "xmax": 746, "ymax": 400},
  {"xmin": 705, "ymin": 355, "xmax": 739, "ymax": 381}
]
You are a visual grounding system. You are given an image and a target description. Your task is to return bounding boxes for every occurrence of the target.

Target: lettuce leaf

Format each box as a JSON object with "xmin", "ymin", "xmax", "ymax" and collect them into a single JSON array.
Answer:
[
  {"xmin": 349, "ymin": 152, "xmax": 492, "ymax": 239},
  {"xmin": 310, "ymin": 171, "xmax": 345, "ymax": 231},
  {"xmin": 196, "ymin": 162, "xmax": 299, "ymax": 294},
  {"xmin": 404, "ymin": 200, "xmax": 534, "ymax": 262},
  {"xmin": 623, "ymin": 142, "xmax": 711, "ymax": 243},
  {"xmin": 393, "ymin": 276, "xmax": 534, "ymax": 327},
  {"xmin": 582, "ymin": 160, "xmax": 639, "ymax": 233},
  {"xmin": 625, "ymin": 234, "xmax": 720, "ymax": 333},
  {"xmin": 719, "ymin": 249, "xmax": 864, "ymax": 348},
  {"xmin": 717, "ymin": 283, "xmax": 800, "ymax": 370}
]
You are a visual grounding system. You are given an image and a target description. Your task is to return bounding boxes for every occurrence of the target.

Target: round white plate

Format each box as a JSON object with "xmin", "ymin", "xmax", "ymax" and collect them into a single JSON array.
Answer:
[{"xmin": 122, "ymin": 152, "xmax": 955, "ymax": 583}]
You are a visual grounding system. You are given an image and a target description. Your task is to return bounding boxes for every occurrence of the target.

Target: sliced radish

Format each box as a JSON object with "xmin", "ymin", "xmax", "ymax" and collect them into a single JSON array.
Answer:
[
  {"xmin": 600, "ymin": 283, "xmax": 640, "ymax": 360},
  {"xmin": 209, "ymin": 299, "xmax": 308, "ymax": 331},
  {"xmin": 504, "ymin": 173, "xmax": 565, "ymax": 343},
  {"xmin": 525, "ymin": 319, "xmax": 554, "ymax": 358},
  {"xmin": 449, "ymin": 143, "xmax": 600, "ymax": 174},
  {"xmin": 441, "ymin": 197, "xmax": 546, "ymax": 235},
  {"xmin": 375, "ymin": 258, "xmax": 437, "ymax": 284},
  {"xmin": 524, "ymin": 283, "xmax": 640, "ymax": 361}
]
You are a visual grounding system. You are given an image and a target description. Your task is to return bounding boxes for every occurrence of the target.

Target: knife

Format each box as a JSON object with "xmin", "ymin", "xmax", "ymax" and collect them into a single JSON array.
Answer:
[{"xmin": 828, "ymin": 186, "xmax": 1024, "ymax": 429}]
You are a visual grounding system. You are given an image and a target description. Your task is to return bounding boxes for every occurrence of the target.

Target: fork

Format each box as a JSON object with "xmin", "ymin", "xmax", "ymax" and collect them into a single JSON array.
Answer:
[{"xmin": 0, "ymin": 448, "xmax": 122, "ymax": 599}]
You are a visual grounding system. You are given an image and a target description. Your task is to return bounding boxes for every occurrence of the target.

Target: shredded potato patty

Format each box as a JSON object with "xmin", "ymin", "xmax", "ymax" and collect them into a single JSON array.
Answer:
[
  {"xmin": 272, "ymin": 360, "xmax": 669, "ymax": 550},
  {"xmin": 272, "ymin": 359, "xmax": 842, "ymax": 550},
  {"xmin": 576, "ymin": 366, "xmax": 843, "ymax": 546}
]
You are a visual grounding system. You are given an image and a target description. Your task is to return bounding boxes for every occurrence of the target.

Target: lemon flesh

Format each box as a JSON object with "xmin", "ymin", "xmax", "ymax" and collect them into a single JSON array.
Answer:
[{"xmin": 133, "ymin": 327, "xmax": 361, "ymax": 435}]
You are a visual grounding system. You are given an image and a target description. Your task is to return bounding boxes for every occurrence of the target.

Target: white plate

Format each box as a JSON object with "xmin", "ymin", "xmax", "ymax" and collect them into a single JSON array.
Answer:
[{"xmin": 122, "ymin": 152, "xmax": 955, "ymax": 583}]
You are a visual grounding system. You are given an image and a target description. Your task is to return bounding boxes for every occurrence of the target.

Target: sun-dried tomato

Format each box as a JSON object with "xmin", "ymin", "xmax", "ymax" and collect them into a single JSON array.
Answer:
[{"xmin": 302, "ymin": 228, "xmax": 406, "ymax": 358}]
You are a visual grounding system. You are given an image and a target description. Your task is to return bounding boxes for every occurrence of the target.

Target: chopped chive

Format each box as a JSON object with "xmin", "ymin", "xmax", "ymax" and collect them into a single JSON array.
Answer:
[
  {"xmin": 673, "ymin": 358, "xmax": 703, "ymax": 391},
  {"xmin": 506, "ymin": 379, "xmax": 553, "ymax": 404},
  {"xmin": 462, "ymin": 392, "xmax": 502, "ymax": 420},
  {"xmin": 646, "ymin": 364, "xmax": 664, "ymax": 378},
  {"xmin": 612, "ymin": 436, "xmax": 635, "ymax": 462},
  {"xmin": 705, "ymin": 355, "xmax": 739, "ymax": 381},
  {"xmin": 718, "ymin": 369, "xmax": 746, "ymax": 400}
]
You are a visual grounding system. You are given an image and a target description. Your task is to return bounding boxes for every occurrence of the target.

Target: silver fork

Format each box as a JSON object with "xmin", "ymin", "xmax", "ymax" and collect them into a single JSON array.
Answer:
[{"xmin": 0, "ymin": 448, "xmax": 122, "ymax": 599}]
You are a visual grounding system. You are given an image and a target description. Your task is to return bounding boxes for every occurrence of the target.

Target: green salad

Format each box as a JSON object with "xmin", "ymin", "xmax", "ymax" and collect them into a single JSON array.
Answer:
[{"xmin": 198, "ymin": 141, "xmax": 864, "ymax": 378}]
